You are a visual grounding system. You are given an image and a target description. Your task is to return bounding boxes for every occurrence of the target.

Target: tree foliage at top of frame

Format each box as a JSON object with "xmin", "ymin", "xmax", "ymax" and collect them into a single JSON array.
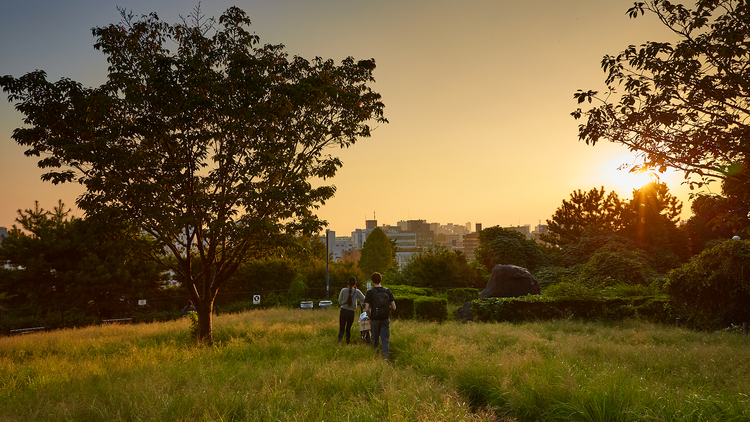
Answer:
[{"xmin": 572, "ymin": 0, "xmax": 750, "ymax": 188}]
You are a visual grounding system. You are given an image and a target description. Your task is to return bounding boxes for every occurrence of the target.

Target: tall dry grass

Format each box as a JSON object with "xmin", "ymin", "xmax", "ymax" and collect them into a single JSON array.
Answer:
[{"xmin": 1, "ymin": 308, "xmax": 748, "ymax": 421}]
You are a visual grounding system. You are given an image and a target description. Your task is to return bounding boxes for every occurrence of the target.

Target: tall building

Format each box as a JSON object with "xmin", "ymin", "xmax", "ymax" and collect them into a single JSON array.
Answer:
[{"xmin": 462, "ymin": 222, "xmax": 482, "ymax": 261}]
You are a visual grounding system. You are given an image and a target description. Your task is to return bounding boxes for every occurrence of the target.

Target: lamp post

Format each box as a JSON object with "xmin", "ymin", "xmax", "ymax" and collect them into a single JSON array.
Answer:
[{"xmin": 325, "ymin": 229, "xmax": 330, "ymax": 300}]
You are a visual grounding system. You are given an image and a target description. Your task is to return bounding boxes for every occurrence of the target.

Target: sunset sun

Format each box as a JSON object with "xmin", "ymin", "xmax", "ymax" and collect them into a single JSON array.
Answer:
[{"xmin": 603, "ymin": 155, "xmax": 656, "ymax": 194}]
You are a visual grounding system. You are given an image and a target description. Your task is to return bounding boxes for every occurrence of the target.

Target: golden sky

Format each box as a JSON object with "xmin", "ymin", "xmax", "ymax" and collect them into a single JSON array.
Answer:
[{"xmin": 0, "ymin": 0, "xmax": 697, "ymax": 234}]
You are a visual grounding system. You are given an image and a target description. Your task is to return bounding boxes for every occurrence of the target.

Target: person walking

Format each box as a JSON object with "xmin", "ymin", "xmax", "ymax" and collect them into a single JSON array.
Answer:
[
  {"xmin": 337, "ymin": 276, "xmax": 366, "ymax": 344},
  {"xmin": 182, "ymin": 300, "xmax": 197, "ymax": 316},
  {"xmin": 364, "ymin": 272, "xmax": 396, "ymax": 359}
]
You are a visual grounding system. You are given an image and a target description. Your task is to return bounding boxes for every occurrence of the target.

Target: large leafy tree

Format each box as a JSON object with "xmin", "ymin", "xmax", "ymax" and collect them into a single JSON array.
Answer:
[
  {"xmin": 0, "ymin": 7, "xmax": 387, "ymax": 343},
  {"xmin": 541, "ymin": 186, "xmax": 625, "ymax": 247},
  {"xmin": 358, "ymin": 227, "xmax": 395, "ymax": 276},
  {"xmin": 475, "ymin": 227, "xmax": 549, "ymax": 273},
  {"xmin": 572, "ymin": 0, "xmax": 750, "ymax": 188}
]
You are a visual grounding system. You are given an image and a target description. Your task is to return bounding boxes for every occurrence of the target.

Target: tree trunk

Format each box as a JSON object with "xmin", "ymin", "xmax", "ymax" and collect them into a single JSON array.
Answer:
[{"xmin": 197, "ymin": 301, "xmax": 214, "ymax": 345}]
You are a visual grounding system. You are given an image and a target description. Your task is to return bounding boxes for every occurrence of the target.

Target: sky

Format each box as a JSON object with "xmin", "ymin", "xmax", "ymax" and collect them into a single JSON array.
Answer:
[{"xmin": 0, "ymin": 0, "xmax": 696, "ymax": 235}]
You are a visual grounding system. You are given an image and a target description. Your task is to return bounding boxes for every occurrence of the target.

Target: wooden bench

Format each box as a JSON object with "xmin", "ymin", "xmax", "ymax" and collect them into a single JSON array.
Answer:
[
  {"xmin": 10, "ymin": 327, "xmax": 46, "ymax": 335},
  {"xmin": 102, "ymin": 318, "xmax": 133, "ymax": 324}
]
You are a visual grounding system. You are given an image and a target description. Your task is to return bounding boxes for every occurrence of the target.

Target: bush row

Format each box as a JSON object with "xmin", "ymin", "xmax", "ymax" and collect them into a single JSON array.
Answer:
[{"xmin": 471, "ymin": 295, "xmax": 671, "ymax": 323}]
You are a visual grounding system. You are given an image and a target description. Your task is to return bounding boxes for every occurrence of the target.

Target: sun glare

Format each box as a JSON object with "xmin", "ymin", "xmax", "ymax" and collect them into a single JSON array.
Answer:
[{"xmin": 602, "ymin": 154, "xmax": 656, "ymax": 194}]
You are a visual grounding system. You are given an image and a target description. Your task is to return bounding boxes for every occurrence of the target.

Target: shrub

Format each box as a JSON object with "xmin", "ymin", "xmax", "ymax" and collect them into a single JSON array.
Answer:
[
  {"xmin": 667, "ymin": 239, "xmax": 750, "ymax": 330},
  {"xmin": 392, "ymin": 296, "xmax": 415, "ymax": 320},
  {"xmin": 471, "ymin": 295, "xmax": 670, "ymax": 323},
  {"xmin": 414, "ymin": 297, "xmax": 448, "ymax": 322},
  {"xmin": 578, "ymin": 247, "xmax": 650, "ymax": 287},
  {"xmin": 533, "ymin": 265, "xmax": 580, "ymax": 287},
  {"xmin": 387, "ymin": 285, "xmax": 435, "ymax": 297},
  {"xmin": 399, "ymin": 247, "xmax": 485, "ymax": 288},
  {"xmin": 445, "ymin": 288, "xmax": 481, "ymax": 304}
]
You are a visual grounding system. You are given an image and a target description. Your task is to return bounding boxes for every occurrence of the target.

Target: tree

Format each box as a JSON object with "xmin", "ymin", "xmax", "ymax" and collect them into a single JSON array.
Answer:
[
  {"xmin": 0, "ymin": 201, "xmax": 164, "ymax": 321},
  {"xmin": 622, "ymin": 181, "xmax": 688, "ymax": 269},
  {"xmin": 685, "ymin": 171, "xmax": 750, "ymax": 254},
  {"xmin": 358, "ymin": 227, "xmax": 395, "ymax": 276},
  {"xmin": 541, "ymin": 187, "xmax": 625, "ymax": 247},
  {"xmin": 572, "ymin": 0, "xmax": 750, "ymax": 189},
  {"xmin": 475, "ymin": 227, "xmax": 549, "ymax": 273},
  {"xmin": 0, "ymin": 7, "xmax": 387, "ymax": 343},
  {"xmin": 400, "ymin": 246, "xmax": 485, "ymax": 289},
  {"xmin": 667, "ymin": 238, "xmax": 750, "ymax": 329}
]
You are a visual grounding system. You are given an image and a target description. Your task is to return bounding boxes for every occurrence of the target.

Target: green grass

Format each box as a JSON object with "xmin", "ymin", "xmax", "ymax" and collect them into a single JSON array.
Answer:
[{"xmin": 1, "ymin": 309, "xmax": 748, "ymax": 421}]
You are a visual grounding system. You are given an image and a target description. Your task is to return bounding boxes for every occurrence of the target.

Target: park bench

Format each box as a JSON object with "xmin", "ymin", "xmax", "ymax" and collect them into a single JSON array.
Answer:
[
  {"xmin": 10, "ymin": 327, "xmax": 46, "ymax": 335},
  {"xmin": 101, "ymin": 318, "xmax": 133, "ymax": 324}
]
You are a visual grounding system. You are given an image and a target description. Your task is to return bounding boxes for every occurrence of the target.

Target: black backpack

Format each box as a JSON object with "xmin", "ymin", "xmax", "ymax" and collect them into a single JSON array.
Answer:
[{"xmin": 371, "ymin": 287, "xmax": 391, "ymax": 320}]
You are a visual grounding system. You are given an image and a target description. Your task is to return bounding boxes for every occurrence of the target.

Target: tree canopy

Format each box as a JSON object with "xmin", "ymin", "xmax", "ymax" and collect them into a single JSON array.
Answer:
[
  {"xmin": 541, "ymin": 186, "xmax": 625, "ymax": 247},
  {"xmin": 475, "ymin": 227, "xmax": 549, "ymax": 273},
  {"xmin": 0, "ymin": 201, "xmax": 164, "ymax": 320},
  {"xmin": 0, "ymin": 6, "xmax": 387, "ymax": 343},
  {"xmin": 572, "ymin": 0, "xmax": 750, "ymax": 189},
  {"xmin": 358, "ymin": 227, "xmax": 395, "ymax": 276}
]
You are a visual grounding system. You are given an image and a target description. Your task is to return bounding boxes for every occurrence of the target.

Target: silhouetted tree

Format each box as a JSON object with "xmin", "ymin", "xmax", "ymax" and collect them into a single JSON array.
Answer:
[
  {"xmin": 0, "ymin": 201, "xmax": 164, "ymax": 320},
  {"xmin": 475, "ymin": 227, "xmax": 548, "ymax": 272},
  {"xmin": 621, "ymin": 182, "xmax": 688, "ymax": 270},
  {"xmin": 0, "ymin": 7, "xmax": 387, "ymax": 343},
  {"xmin": 358, "ymin": 227, "xmax": 395, "ymax": 275},
  {"xmin": 573, "ymin": 0, "xmax": 750, "ymax": 190},
  {"xmin": 541, "ymin": 187, "xmax": 625, "ymax": 247}
]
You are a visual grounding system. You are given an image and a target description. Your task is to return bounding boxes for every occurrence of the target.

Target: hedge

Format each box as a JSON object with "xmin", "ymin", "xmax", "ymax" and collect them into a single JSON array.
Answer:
[
  {"xmin": 414, "ymin": 297, "xmax": 448, "ymax": 322},
  {"xmin": 446, "ymin": 288, "xmax": 481, "ymax": 304},
  {"xmin": 392, "ymin": 296, "xmax": 415, "ymax": 320},
  {"xmin": 471, "ymin": 295, "xmax": 671, "ymax": 323}
]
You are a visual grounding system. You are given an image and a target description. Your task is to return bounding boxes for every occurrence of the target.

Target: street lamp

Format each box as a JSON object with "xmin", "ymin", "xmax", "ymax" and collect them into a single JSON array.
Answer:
[{"xmin": 325, "ymin": 229, "xmax": 330, "ymax": 300}]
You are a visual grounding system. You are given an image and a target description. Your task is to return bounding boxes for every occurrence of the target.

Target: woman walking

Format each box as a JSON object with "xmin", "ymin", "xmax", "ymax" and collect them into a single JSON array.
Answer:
[{"xmin": 337, "ymin": 276, "xmax": 365, "ymax": 344}]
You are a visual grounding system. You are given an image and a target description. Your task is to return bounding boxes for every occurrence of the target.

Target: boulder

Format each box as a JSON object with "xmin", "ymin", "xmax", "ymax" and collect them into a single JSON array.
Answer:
[
  {"xmin": 480, "ymin": 264, "xmax": 540, "ymax": 299},
  {"xmin": 453, "ymin": 302, "xmax": 474, "ymax": 321},
  {"xmin": 454, "ymin": 265, "xmax": 541, "ymax": 322}
]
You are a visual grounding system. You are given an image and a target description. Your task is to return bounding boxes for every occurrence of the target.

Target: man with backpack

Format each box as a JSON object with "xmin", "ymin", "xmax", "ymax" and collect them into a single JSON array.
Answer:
[{"xmin": 364, "ymin": 272, "xmax": 396, "ymax": 360}]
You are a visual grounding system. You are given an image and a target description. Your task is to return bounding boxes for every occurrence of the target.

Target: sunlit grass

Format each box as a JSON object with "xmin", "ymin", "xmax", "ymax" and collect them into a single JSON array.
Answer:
[{"xmin": 1, "ymin": 309, "xmax": 748, "ymax": 421}]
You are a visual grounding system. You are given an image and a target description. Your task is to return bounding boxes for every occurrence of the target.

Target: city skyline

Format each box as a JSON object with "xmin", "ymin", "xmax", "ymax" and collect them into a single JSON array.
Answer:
[{"xmin": 1, "ymin": 0, "xmax": 699, "ymax": 235}]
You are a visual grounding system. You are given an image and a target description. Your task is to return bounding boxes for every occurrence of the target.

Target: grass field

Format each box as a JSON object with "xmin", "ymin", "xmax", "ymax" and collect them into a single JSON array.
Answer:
[{"xmin": 1, "ymin": 308, "xmax": 748, "ymax": 421}]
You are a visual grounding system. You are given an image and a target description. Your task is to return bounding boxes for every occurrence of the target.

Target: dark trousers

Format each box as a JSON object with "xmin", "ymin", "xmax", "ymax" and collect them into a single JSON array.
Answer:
[
  {"xmin": 338, "ymin": 308, "xmax": 355, "ymax": 343},
  {"xmin": 370, "ymin": 318, "xmax": 390, "ymax": 359}
]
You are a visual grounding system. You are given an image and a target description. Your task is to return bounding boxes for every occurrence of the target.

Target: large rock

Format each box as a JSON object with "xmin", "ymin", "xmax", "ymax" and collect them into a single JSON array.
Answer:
[
  {"xmin": 453, "ymin": 302, "xmax": 474, "ymax": 321},
  {"xmin": 480, "ymin": 264, "xmax": 540, "ymax": 299},
  {"xmin": 454, "ymin": 264, "xmax": 541, "ymax": 322}
]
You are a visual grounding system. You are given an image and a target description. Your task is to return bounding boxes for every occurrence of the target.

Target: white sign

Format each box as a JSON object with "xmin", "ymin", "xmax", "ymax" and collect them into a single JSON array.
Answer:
[
  {"xmin": 253, "ymin": 295, "xmax": 261, "ymax": 305},
  {"xmin": 138, "ymin": 299, "xmax": 147, "ymax": 306}
]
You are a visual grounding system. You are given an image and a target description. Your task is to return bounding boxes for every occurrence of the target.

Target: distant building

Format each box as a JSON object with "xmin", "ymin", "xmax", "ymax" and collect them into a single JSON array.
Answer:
[
  {"xmin": 321, "ymin": 231, "xmax": 354, "ymax": 262},
  {"xmin": 395, "ymin": 250, "xmax": 418, "ymax": 268},
  {"xmin": 342, "ymin": 249, "xmax": 361, "ymax": 263},
  {"xmin": 462, "ymin": 223, "xmax": 483, "ymax": 261},
  {"xmin": 531, "ymin": 223, "xmax": 549, "ymax": 242},
  {"xmin": 504, "ymin": 225, "xmax": 532, "ymax": 239},
  {"xmin": 386, "ymin": 231, "xmax": 417, "ymax": 250}
]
